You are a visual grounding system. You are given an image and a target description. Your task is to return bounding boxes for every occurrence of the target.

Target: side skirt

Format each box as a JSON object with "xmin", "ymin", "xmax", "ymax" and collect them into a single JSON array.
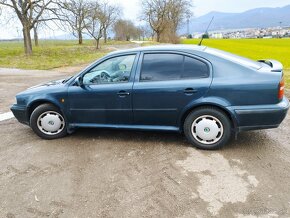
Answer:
[{"xmin": 69, "ymin": 123, "xmax": 180, "ymax": 132}]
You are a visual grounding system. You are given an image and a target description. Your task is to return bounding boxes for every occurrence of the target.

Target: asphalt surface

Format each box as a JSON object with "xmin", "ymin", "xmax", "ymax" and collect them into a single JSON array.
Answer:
[{"xmin": 0, "ymin": 66, "xmax": 290, "ymax": 218}]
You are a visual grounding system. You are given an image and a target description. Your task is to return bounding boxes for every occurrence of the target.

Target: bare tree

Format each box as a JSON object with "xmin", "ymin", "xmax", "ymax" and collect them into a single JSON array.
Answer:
[
  {"xmin": 139, "ymin": 24, "xmax": 152, "ymax": 40},
  {"xmin": 33, "ymin": 23, "xmax": 39, "ymax": 46},
  {"xmin": 0, "ymin": 0, "xmax": 54, "ymax": 55},
  {"xmin": 141, "ymin": 0, "xmax": 193, "ymax": 43},
  {"xmin": 32, "ymin": 4, "xmax": 59, "ymax": 47},
  {"xmin": 100, "ymin": 2, "xmax": 120, "ymax": 43},
  {"xmin": 33, "ymin": 21, "xmax": 49, "ymax": 46},
  {"xmin": 113, "ymin": 19, "xmax": 140, "ymax": 41},
  {"xmin": 141, "ymin": 0, "xmax": 168, "ymax": 42},
  {"xmin": 56, "ymin": 0, "xmax": 90, "ymax": 45},
  {"xmin": 167, "ymin": 0, "xmax": 192, "ymax": 33},
  {"xmin": 84, "ymin": 1, "xmax": 104, "ymax": 49}
]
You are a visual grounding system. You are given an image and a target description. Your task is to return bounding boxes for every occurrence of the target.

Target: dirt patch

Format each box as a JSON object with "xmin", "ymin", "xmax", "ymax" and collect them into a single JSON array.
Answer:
[{"xmin": 0, "ymin": 60, "xmax": 290, "ymax": 217}]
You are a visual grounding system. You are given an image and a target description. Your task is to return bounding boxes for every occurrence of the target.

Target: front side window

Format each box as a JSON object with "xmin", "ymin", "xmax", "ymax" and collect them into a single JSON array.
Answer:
[
  {"xmin": 140, "ymin": 53, "xmax": 209, "ymax": 82},
  {"xmin": 83, "ymin": 54, "xmax": 136, "ymax": 85}
]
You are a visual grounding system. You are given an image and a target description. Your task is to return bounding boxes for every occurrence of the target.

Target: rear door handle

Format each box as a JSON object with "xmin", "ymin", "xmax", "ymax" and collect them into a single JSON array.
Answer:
[
  {"xmin": 117, "ymin": 90, "xmax": 130, "ymax": 97},
  {"xmin": 184, "ymin": 88, "xmax": 198, "ymax": 95}
]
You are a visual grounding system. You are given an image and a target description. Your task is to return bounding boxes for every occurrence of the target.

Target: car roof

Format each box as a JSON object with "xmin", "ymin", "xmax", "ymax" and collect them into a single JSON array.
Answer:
[
  {"xmin": 108, "ymin": 44, "xmax": 207, "ymax": 55},
  {"xmin": 107, "ymin": 44, "xmax": 262, "ymax": 70}
]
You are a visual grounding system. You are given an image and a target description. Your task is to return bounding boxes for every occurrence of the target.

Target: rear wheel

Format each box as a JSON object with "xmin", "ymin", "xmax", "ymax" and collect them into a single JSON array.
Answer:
[
  {"xmin": 184, "ymin": 107, "xmax": 231, "ymax": 150},
  {"xmin": 30, "ymin": 104, "xmax": 67, "ymax": 139}
]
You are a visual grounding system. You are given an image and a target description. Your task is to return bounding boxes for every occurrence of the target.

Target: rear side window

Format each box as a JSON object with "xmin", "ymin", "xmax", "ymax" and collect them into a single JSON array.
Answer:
[
  {"xmin": 182, "ymin": 56, "xmax": 209, "ymax": 79},
  {"xmin": 140, "ymin": 53, "xmax": 209, "ymax": 82},
  {"xmin": 140, "ymin": 53, "xmax": 183, "ymax": 81}
]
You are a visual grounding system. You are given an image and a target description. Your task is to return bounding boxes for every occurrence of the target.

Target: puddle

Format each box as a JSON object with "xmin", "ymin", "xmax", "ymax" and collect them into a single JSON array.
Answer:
[{"xmin": 176, "ymin": 148, "xmax": 259, "ymax": 215}]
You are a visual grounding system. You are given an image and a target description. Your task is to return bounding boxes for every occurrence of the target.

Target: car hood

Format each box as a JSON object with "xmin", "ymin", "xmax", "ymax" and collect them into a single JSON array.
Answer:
[
  {"xmin": 27, "ymin": 78, "xmax": 66, "ymax": 90},
  {"xmin": 16, "ymin": 78, "xmax": 69, "ymax": 98}
]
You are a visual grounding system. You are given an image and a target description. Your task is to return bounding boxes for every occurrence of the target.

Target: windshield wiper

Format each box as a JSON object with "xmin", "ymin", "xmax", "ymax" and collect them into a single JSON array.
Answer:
[{"xmin": 62, "ymin": 76, "xmax": 73, "ymax": 83}]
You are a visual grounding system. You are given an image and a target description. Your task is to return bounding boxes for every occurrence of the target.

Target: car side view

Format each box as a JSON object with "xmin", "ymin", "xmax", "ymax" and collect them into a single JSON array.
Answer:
[{"xmin": 11, "ymin": 45, "xmax": 289, "ymax": 149}]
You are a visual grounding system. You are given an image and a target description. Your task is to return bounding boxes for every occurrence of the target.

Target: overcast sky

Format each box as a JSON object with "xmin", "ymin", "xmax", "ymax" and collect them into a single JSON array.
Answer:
[
  {"xmin": 0, "ymin": 0, "xmax": 289, "ymax": 39},
  {"xmin": 114, "ymin": 0, "xmax": 290, "ymax": 20}
]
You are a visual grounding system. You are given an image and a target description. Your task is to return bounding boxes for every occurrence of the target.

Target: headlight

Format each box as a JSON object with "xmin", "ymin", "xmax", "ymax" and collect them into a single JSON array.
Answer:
[{"xmin": 16, "ymin": 96, "xmax": 27, "ymax": 105}]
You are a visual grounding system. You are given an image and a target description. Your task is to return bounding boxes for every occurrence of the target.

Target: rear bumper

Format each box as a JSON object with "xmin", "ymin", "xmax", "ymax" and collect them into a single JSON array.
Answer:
[
  {"xmin": 229, "ymin": 97, "xmax": 289, "ymax": 132},
  {"xmin": 10, "ymin": 104, "xmax": 29, "ymax": 125}
]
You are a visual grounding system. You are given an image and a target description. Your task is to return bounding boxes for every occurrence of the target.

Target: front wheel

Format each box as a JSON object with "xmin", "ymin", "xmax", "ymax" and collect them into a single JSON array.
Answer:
[
  {"xmin": 184, "ymin": 107, "xmax": 232, "ymax": 150},
  {"xmin": 30, "ymin": 104, "xmax": 67, "ymax": 139}
]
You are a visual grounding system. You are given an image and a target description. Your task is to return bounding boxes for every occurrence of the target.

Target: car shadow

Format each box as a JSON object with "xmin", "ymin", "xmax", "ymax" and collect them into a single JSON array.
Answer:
[
  {"xmin": 71, "ymin": 128, "xmax": 187, "ymax": 145},
  {"xmin": 68, "ymin": 128, "xmax": 274, "ymax": 151},
  {"xmin": 13, "ymin": 121, "xmax": 277, "ymax": 152}
]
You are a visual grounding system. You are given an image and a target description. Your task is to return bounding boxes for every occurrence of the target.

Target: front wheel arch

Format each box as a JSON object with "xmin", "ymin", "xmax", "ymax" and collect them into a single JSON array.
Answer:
[
  {"xmin": 28, "ymin": 100, "xmax": 65, "ymax": 122},
  {"xmin": 30, "ymin": 103, "xmax": 68, "ymax": 139}
]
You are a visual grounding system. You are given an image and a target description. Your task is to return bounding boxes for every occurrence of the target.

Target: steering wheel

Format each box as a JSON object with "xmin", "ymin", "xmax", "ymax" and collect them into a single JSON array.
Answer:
[
  {"xmin": 89, "ymin": 70, "xmax": 111, "ymax": 84},
  {"xmin": 111, "ymin": 70, "xmax": 129, "ymax": 82},
  {"xmin": 100, "ymin": 71, "xmax": 111, "ymax": 80}
]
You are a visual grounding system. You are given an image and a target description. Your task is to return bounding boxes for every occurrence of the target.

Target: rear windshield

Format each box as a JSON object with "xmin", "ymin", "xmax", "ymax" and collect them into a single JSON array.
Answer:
[{"xmin": 205, "ymin": 47, "xmax": 262, "ymax": 70}]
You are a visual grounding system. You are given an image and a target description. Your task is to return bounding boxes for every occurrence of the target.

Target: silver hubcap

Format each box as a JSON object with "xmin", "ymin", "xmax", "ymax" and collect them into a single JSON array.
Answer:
[
  {"xmin": 37, "ymin": 111, "xmax": 65, "ymax": 135},
  {"xmin": 191, "ymin": 115, "xmax": 223, "ymax": 145}
]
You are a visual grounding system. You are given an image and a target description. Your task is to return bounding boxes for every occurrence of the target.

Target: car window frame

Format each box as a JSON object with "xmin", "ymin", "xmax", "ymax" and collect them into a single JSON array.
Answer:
[
  {"xmin": 82, "ymin": 53, "xmax": 138, "ymax": 86},
  {"xmin": 182, "ymin": 55, "xmax": 210, "ymax": 79},
  {"xmin": 68, "ymin": 52, "xmax": 140, "ymax": 87},
  {"xmin": 136, "ymin": 51, "xmax": 212, "ymax": 83}
]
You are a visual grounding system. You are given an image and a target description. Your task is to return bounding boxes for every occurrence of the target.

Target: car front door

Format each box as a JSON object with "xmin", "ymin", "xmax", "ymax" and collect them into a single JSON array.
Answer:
[
  {"xmin": 132, "ymin": 52, "xmax": 212, "ymax": 128},
  {"xmin": 68, "ymin": 53, "xmax": 139, "ymax": 125}
]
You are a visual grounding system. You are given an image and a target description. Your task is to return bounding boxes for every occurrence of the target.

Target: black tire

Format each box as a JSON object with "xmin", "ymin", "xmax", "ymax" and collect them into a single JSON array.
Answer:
[
  {"xmin": 183, "ymin": 107, "xmax": 231, "ymax": 150},
  {"xmin": 30, "ymin": 104, "xmax": 67, "ymax": 139}
]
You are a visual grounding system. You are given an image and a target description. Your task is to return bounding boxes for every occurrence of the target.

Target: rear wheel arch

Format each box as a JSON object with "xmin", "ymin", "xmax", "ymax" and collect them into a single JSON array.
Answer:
[
  {"xmin": 179, "ymin": 104, "xmax": 237, "ymax": 132},
  {"xmin": 183, "ymin": 106, "xmax": 232, "ymax": 149}
]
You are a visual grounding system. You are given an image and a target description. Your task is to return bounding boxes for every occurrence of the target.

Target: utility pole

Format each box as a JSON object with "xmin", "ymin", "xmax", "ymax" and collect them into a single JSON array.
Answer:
[{"xmin": 279, "ymin": 21, "xmax": 282, "ymax": 38}]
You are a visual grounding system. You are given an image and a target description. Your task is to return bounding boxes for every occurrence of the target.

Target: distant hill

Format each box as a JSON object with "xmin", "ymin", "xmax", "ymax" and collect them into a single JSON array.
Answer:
[{"xmin": 181, "ymin": 5, "xmax": 290, "ymax": 33}]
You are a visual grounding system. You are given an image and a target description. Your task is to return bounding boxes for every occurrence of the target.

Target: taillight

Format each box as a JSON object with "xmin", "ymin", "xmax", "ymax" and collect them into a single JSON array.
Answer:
[{"xmin": 278, "ymin": 78, "xmax": 285, "ymax": 100}]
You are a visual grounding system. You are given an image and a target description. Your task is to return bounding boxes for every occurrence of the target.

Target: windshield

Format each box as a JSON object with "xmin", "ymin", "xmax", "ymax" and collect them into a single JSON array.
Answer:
[{"xmin": 205, "ymin": 47, "xmax": 262, "ymax": 70}]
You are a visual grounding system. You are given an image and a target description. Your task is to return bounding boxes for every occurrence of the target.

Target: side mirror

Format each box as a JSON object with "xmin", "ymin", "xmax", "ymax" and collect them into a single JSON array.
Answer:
[{"xmin": 74, "ymin": 76, "xmax": 83, "ymax": 86}]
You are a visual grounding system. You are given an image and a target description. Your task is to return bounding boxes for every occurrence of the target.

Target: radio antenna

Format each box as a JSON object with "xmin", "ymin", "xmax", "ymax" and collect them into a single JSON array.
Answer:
[{"xmin": 198, "ymin": 16, "xmax": 214, "ymax": 46}]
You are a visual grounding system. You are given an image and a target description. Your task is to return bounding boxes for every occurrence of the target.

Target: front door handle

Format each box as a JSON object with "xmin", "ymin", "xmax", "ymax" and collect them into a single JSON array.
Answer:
[
  {"xmin": 184, "ymin": 88, "xmax": 198, "ymax": 95},
  {"xmin": 117, "ymin": 90, "xmax": 130, "ymax": 97}
]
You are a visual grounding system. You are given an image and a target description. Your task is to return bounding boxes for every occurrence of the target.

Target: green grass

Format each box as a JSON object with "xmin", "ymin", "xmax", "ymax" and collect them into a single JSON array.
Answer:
[
  {"xmin": 0, "ymin": 40, "xmax": 130, "ymax": 70},
  {"xmin": 182, "ymin": 38, "xmax": 290, "ymax": 88},
  {"xmin": 1, "ymin": 38, "xmax": 290, "ymax": 88}
]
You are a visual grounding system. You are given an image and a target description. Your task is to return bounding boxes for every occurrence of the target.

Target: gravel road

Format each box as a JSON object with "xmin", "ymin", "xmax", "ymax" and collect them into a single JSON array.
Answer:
[{"xmin": 0, "ymin": 63, "xmax": 290, "ymax": 217}]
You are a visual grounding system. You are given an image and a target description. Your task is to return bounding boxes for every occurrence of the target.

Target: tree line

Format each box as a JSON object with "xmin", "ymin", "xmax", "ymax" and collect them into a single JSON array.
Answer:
[{"xmin": 0, "ymin": 0, "xmax": 192, "ymax": 55}]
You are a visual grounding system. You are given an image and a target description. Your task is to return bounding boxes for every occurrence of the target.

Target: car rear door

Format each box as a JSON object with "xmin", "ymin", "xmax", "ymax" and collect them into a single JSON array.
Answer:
[{"xmin": 132, "ymin": 51, "xmax": 212, "ymax": 128}]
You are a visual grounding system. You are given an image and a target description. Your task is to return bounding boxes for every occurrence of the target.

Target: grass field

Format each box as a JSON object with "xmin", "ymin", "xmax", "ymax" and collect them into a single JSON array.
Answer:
[
  {"xmin": 0, "ymin": 38, "xmax": 289, "ymax": 87},
  {"xmin": 0, "ymin": 40, "xmax": 130, "ymax": 70},
  {"xmin": 182, "ymin": 38, "xmax": 290, "ymax": 87}
]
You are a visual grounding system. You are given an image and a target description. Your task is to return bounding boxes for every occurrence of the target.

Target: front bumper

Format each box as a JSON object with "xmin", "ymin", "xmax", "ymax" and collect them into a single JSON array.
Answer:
[
  {"xmin": 10, "ymin": 104, "xmax": 29, "ymax": 125},
  {"xmin": 229, "ymin": 97, "xmax": 289, "ymax": 132}
]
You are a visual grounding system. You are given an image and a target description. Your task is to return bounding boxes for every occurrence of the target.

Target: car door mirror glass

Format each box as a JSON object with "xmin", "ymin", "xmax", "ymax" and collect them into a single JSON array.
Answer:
[{"xmin": 74, "ymin": 76, "xmax": 83, "ymax": 86}]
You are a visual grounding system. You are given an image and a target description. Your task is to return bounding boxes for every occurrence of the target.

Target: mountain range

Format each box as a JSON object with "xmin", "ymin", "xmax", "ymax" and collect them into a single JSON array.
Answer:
[{"xmin": 181, "ymin": 5, "xmax": 290, "ymax": 33}]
